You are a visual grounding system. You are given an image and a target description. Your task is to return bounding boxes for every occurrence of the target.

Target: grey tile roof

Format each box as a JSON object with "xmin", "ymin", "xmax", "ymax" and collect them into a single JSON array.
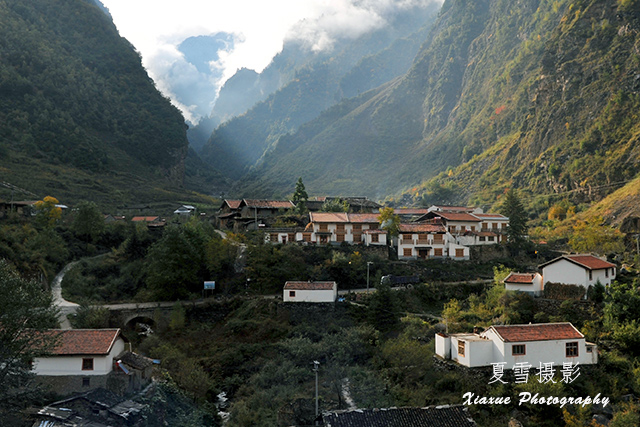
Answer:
[{"xmin": 322, "ymin": 405, "xmax": 477, "ymax": 427}]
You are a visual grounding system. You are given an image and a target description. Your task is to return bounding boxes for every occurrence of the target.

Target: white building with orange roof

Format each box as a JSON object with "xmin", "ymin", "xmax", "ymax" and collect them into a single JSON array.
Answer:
[
  {"xmin": 283, "ymin": 281, "xmax": 338, "ymax": 303},
  {"xmin": 435, "ymin": 322, "xmax": 598, "ymax": 368},
  {"xmin": 539, "ymin": 254, "xmax": 617, "ymax": 290},
  {"xmin": 304, "ymin": 212, "xmax": 385, "ymax": 245},
  {"xmin": 504, "ymin": 272, "xmax": 544, "ymax": 296},
  {"xmin": 397, "ymin": 222, "xmax": 469, "ymax": 260}
]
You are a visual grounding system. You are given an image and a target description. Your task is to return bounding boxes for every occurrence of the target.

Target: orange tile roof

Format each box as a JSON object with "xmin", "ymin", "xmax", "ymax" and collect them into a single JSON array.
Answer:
[
  {"xmin": 348, "ymin": 213, "xmax": 380, "ymax": 223},
  {"xmin": 223, "ymin": 200, "xmax": 242, "ymax": 209},
  {"xmin": 540, "ymin": 254, "xmax": 616, "ymax": 270},
  {"xmin": 393, "ymin": 208, "xmax": 431, "ymax": 215},
  {"xmin": 487, "ymin": 323, "xmax": 583, "ymax": 342},
  {"xmin": 131, "ymin": 216, "xmax": 159, "ymax": 222},
  {"xmin": 284, "ymin": 281, "xmax": 336, "ymax": 290},
  {"xmin": 504, "ymin": 273, "xmax": 537, "ymax": 284},
  {"xmin": 399, "ymin": 223, "xmax": 447, "ymax": 233},
  {"xmin": 310, "ymin": 212, "xmax": 349, "ymax": 223},
  {"xmin": 46, "ymin": 329, "xmax": 123, "ymax": 355}
]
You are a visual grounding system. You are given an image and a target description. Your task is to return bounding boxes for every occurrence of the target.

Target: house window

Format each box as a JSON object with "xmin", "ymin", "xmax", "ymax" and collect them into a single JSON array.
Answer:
[
  {"xmin": 353, "ymin": 224, "xmax": 362, "ymax": 231},
  {"xmin": 512, "ymin": 344, "xmax": 526, "ymax": 356},
  {"xmin": 336, "ymin": 234, "xmax": 345, "ymax": 242},
  {"xmin": 353, "ymin": 233, "xmax": 362, "ymax": 242},
  {"xmin": 369, "ymin": 224, "xmax": 378, "ymax": 230},
  {"xmin": 458, "ymin": 341, "xmax": 465, "ymax": 357},
  {"xmin": 319, "ymin": 224, "xmax": 328, "ymax": 231},
  {"xmin": 82, "ymin": 377, "xmax": 91, "ymax": 387},
  {"xmin": 566, "ymin": 342, "xmax": 579, "ymax": 357},
  {"xmin": 303, "ymin": 233, "xmax": 311, "ymax": 242},
  {"xmin": 270, "ymin": 233, "xmax": 278, "ymax": 242},
  {"xmin": 403, "ymin": 248, "xmax": 412, "ymax": 257},
  {"xmin": 336, "ymin": 224, "xmax": 345, "ymax": 231},
  {"xmin": 402, "ymin": 234, "xmax": 412, "ymax": 241},
  {"xmin": 450, "ymin": 226, "xmax": 456, "ymax": 232},
  {"xmin": 434, "ymin": 234, "xmax": 443, "ymax": 244},
  {"xmin": 492, "ymin": 223, "xmax": 498, "ymax": 229},
  {"xmin": 605, "ymin": 269, "xmax": 609, "ymax": 278},
  {"xmin": 479, "ymin": 236, "xmax": 486, "ymax": 242},
  {"xmin": 289, "ymin": 291, "xmax": 296, "ymax": 298},
  {"xmin": 434, "ymin": 248, "xmax": 443, "ymax": 257},
  {"xmin": 371, "ymin": 234, "xmax": 379, "ymax": 243},
  {"xmin": 470, "ymin": 226, "xmax": 476, "ymax": 231},
  {"xmin": 82, "ymin": 358, "xmax": 94, "ymax": 371},
  {"xmin": 455, "ymin": 249, "xmax": 464, "ymax": 258},
  {"xmin": 586, "ymin": 346, "xmax": 593, "ymax": 353},
  {"xmin": 488, "ymin": 236, "xmax": 495, "ymax": 242},
  {"xmin": 589, "ymin": 271, "xmax": 593, "ymax": 281},
  {"xmin": 288, "ymin": 233, "xmax": 295, "ymax": 242}
]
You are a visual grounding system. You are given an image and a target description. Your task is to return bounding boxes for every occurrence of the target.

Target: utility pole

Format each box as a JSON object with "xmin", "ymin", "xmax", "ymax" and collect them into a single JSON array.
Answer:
[
  {"xmin": 366, "ymin": 261, "xmax": 373, "ymax": 292},
  {"xmin": 313, "ymin": 360, "xmax": 320, "ymax": 425}
]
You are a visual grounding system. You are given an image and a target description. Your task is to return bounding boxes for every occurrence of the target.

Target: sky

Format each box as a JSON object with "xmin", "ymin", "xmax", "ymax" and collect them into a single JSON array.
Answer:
[{"xmin": 100, "ymin": 0, "xmax": 437, "ymax": 123}]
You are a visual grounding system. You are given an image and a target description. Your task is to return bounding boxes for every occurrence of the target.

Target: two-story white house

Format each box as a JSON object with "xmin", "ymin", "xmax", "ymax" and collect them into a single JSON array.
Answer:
[
  {"xmin": 305, "ymin": 212, "xmax": 385, "ymax": 245},
  {"xmin": 33, "ymin": 329, "xmax": 127, "ymax": 394},
  {"xmin": 435, "ymin": 323, "xmax": 598, "ymax": 369},
  {"xmin": 283, "ymin": 281, "xmax": 338, "ymax": 302},
  {"xmin": 539, "ymin": 254, "xmax": 617, "ymax": 291},
  {"xmin": 397, "ymin": 222, "xmax": 469, "ymax": 260}
]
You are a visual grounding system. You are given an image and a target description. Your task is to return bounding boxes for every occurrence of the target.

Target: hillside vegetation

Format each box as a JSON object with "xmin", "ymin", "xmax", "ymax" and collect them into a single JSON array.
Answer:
[{"xmin": 0, "ymin": 0, "xmax": 208, "ymax": 204}]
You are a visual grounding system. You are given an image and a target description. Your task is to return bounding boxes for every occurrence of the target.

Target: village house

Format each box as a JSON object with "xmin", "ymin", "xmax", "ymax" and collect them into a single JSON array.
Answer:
[
  {"xmin": 504, "ymin": 272, "xmax": 544, "ymax": 296},
  {"xmin": 33, "ymin": 329, "xmax": 127, "ymax": 395},
  {"xmin": 173, "ymin": 204, "xmax": 196, "ymax": 216},
  {"xmin": 283, "ymin": 281, "xmax": 338, "ymax": 303},
  {"xmin": 539, "ymin": 254, "xmax": 617, "ymax": 290},
  {"xmin": 396, "ymin": 222, "xmax": 470, "ymax": 260},
  {"xmin": 417, "ymin": 209, "xmax": 508, "ymax": 245},
  {"xmin": 217, "ymin": 199, "xmax": 242, "ymax": 229},
  {"xmin": 435, "ymin": 323, "xmax": 598, "ymax": 369},
  {"xmin": 303, "ymin": 212, "xmax": 386, "ymax": 245}
]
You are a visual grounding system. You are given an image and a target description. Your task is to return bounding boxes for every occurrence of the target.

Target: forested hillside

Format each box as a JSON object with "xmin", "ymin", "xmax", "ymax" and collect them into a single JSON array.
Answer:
[
  {"xmin": 0, "ymin": 0, "xmax": 198, "ymax": 204},
  {"xmin": 197, "ymin": 2, "xmax": 441, "ymax": 180},
  {"xmin": 227, "ymin": 0, "xmax": 640, "ymax": 216}
]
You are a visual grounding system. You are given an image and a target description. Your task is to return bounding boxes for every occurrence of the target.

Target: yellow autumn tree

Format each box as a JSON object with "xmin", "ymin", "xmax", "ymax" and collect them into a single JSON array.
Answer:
[
  {"xmin": 568, "ymin": 216, "xmax": 625, "ymax": 255},
  {"xmin": 34, "ymin": 196, "xmax": 62, "ymax": 228}
]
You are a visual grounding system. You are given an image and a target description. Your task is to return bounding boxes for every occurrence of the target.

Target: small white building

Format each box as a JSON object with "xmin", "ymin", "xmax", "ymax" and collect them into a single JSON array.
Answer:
[
  {"xmin": 539, "ymin": 254, "xmax": 616, "ymax": 290},
  {"xmin": 283, "ymin": 281, "xmax": 338, "ymax": 303},
  {"xmin": 33, "ymin": 329, "xmax": 127, "ymax": 394},
  {"xmin": 504, "ymin": 272, "xmax": 544, "ymax": 296},
  {"xmin": 435, "ymin": 323, "xmax": 598, "ymax": 369},
  {"xmin": 174, "ymin": 205, "xmax": 196, "ymax": 216}
]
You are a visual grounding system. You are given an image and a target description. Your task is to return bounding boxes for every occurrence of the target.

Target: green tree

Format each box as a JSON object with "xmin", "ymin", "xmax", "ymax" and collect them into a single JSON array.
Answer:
[
  {"xmin": 72, "ymin": 201, "xmax": 105, "ymax": 243},
  {"xmin": 0, "ymin": 259, "xmax": 59, "ymax": 422},
  {"xmin": 291, "ymin": 177, "xmax": 309, "ymax": 215},
  {"xmin": 501, "ymin": 189, "xmax": 528, "ymax": 246},
  {"xmin": 378, "ymin": 207, "xmax": 400, "ymax": 238}
]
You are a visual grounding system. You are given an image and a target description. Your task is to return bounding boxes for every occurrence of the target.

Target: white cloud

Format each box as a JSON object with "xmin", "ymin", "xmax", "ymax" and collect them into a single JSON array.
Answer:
[{"xmin": 99, "ymin": 0, "xmax": 439, "ymax": 122}]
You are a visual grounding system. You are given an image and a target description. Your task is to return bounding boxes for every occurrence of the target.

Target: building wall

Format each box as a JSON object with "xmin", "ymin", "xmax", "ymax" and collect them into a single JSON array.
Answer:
[
  {"xmin": 283, "ymin": 288, "xmax": 337, "ymax": 303},
  {"xmin": 505, "ymin": 274, "xmax": 544, "ymax": 296},
  {"xmin": 543, "ymin": 260, "xmax": 615, "ymax": 288},
  {"xmin": 33, "ymin": 338, "xmax": 126, "ymax": 376},
  {"xmin": 482, "ymin": 328, "xmax": 597, "ymax": 367},
  {"xmin": 435, "ymin": 334, "xmax": 450, "ymax": 359}
]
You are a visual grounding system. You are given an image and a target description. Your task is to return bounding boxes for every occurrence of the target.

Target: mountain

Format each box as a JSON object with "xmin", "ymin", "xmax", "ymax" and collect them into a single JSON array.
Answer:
[
  {"xmin": 228, "ymin": 0, "xmax": 640, "ymax": 212},
  {"xmin": 197, "ymin": 2, "xmax": 441, "ymax": 181},
  {"xmin": 0, "ymin": 0, "xmax": 205, "ymax": 205}
]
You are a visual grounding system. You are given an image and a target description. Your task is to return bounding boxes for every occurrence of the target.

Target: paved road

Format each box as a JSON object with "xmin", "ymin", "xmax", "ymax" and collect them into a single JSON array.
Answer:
[{"xmin": 51, "ymin": 261, "xmax": 80, "ymax": 329}]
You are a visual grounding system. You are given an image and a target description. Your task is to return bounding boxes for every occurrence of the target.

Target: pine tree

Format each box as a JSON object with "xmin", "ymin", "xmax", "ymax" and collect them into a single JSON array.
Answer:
[
  {"xmin": 501, "ymin": 189, "xmax": 528, "ymax": 246},
  {"xmin": 292, "ymin": 177, "xmax": 309, "ymax": 215}
]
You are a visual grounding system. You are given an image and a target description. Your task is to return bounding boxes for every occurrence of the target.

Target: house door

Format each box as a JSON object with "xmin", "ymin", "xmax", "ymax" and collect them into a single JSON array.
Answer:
[{"xmin": 418, "ymin": 248, "xmax": 429, "ymax": 259}]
